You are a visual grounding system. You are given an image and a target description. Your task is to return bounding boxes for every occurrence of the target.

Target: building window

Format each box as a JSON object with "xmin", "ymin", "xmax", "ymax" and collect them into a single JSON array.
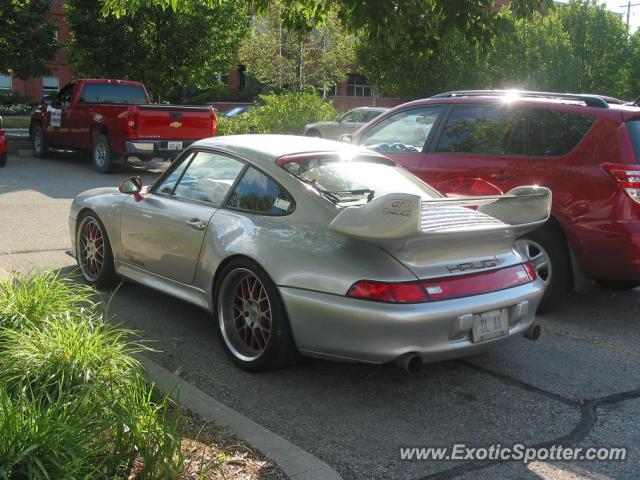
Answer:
[
  {"xmin": 0, "ymin": 75, "xmax": 11, "ymax": 90},
  {"xmin": 346, "ymin": 74, "xmax": 372, "ymax": 97},
  {"xmin": 43, "ymin": 76, "xmax": 59, "ymax": 94}
]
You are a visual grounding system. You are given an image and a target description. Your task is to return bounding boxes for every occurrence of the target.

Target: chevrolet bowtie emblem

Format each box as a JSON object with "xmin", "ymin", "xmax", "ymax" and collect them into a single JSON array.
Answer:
[{"xmin": 169, "ymin": 121, "xmax": 182, "ymax": 128}]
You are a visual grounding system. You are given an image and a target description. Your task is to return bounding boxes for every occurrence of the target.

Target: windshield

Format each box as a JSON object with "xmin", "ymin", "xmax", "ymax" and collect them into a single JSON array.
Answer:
[
  {"xmin": 278, "ymin": 155, "xmax": 440, "ymax": 206},
  {"xmin": 79, "ymin": 84, "xmax": 148, "ymax": 105}
]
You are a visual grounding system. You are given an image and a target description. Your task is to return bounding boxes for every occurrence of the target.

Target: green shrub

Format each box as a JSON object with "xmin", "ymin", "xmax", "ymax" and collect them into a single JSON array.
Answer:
[
  {"xmin": 0, "ymin": 271, "xmax": 96, "ymax": 331},
  {"xmin": 217, "ymin": 91, "xmax": 337, "ymax": 136},
  {"xmin": 0, "ymin": 273, "xmax": 184, "ymax": 479}
]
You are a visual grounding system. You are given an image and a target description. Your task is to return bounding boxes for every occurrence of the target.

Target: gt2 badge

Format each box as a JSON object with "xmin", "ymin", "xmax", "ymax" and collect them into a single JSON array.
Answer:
[{"xmin": 383, "ymin": 199, "xmax": 413, "ymax": 218}]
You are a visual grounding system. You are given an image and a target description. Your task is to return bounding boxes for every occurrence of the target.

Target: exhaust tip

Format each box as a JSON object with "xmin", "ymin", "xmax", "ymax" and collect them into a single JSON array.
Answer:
[
  {"xmin": 524, "ymin": 324, "xmax": 541, "ymax": 341},
  {"xmin": 394, "ymin": 353, "xmax": 423, "ymax": 374}
]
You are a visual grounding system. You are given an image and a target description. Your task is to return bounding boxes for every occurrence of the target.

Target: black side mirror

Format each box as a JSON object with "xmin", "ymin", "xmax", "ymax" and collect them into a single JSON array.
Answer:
[
  {"xmin": 42, "ymin": 95, "xmax": 54, "ymax": 106},
  {"xmin": 119, "ymin": 176, "xmax": 143, "ymax": 201}
]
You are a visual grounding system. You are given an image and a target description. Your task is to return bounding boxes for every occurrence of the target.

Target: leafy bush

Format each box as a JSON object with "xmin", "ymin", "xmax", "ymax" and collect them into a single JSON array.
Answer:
[
  {"xmin": 0, "ymin": 104, "xmax": 33, "ymax": 116},
  {"xmin": 0, "ymin": 273, "xmax": 183, "ymax": 479},
  {"xmin": 190, "ymin": 83, "xmax": 254, "ymax": 104},
  {"xmin": 217, "ymin": 91, "xmax": 337, "ymax": 136},
  {"xmin": 0, "ymin": 90, "xmax": 38, "ymax": 107}
]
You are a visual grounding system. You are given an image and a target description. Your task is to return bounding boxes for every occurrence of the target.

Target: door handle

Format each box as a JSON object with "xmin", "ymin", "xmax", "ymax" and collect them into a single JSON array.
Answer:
[{"xmin": 186, "ymin": 219, "xmax": 206, "ymax": 231}]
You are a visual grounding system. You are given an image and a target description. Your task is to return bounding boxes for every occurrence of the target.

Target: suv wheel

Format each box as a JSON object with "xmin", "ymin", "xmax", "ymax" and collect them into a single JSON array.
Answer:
[{"xmin": 516, "ymin": 225, "xmax": 571, "ymax": 312}]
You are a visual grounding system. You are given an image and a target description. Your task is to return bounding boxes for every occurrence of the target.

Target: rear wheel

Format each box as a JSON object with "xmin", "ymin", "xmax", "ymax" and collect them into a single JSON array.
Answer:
[
  {"xmin": 516, "ymin": 225, "xmax": 571, "ymax": 312},
  {"xmin": 32, "ymin": 124, "xmax": 49, "ymax": 158},
  {"xmin": 93, "ymin": 134, "xmax": 118, "ymax": 173},
  {"xmin": 76, "ymin": 212, "xmax": 118, "ymax": 288},
  {"xmin": 215, "ymin": 258, "xmax": 297, "ymax": 371},
  {"xmin": 595, "ymin": 279, "xmax": 640, "ymax": 290}
]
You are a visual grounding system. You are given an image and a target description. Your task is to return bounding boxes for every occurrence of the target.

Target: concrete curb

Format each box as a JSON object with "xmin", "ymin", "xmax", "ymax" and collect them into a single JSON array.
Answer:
[{"xmin": 138, "ymin": 355, "xmax": 343, "ymax": 480}]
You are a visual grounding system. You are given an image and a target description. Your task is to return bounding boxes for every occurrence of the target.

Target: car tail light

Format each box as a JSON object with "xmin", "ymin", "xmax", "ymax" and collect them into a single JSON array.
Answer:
[
  {"xmin": 347, "ymin": 264, "xmax": 535, "ymax": 304},
  {"xmin": 123, "ymin": 106, "xmax": 139, "ymax": 137},
  {"xmin": 347, "ymin": 280, "xmax": 428, "ymax": 303},
  {"xmin": 601, "ymin": 162, "xmax": 640, "ymax": 203}
]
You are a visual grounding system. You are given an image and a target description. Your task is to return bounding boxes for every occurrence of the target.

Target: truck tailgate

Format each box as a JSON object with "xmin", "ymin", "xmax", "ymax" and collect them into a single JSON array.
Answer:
[{"xmin": 136, "ymin": 105, "xmax": 214, "ymax": 140}]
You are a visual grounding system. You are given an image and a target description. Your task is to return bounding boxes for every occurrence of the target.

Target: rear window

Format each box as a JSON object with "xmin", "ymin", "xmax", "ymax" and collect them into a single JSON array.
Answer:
[
  {"xmin": 435, "ymin": 105, "xmax": 526, "ymax": 155},
  {"xmin": 278, "ymin": 155, "xmax": 440, "ymax": 206},
  {"xmin": 626, "ymin": 120, "xmax": 640, "ymax": 162},
  {"xmin": 79, "ymin": 83, "xmax": 148, "ymax": 105},
  {"xmin": 528, "ymin": 109, "xmax": 595, "ymax": 156}
]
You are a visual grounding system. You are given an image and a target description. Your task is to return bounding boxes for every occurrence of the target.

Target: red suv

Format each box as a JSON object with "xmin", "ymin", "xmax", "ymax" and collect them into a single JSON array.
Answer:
[{"xmin": 349, "ymin": 90, "xmax": 640, "ymax": 310}]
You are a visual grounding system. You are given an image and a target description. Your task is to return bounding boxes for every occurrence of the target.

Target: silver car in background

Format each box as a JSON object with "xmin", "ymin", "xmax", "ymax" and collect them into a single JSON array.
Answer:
[
  {"xmin": 70, "ymin": 135, "xmax": 550, "ymax": 372},
  {"xmin": 304, "ymin": 107, "xmax": 387, "ymax": 139}
]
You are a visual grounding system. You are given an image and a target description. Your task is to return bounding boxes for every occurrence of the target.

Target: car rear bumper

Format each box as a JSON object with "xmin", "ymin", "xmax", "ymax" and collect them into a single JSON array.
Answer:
[
  {"xmin": 124, "ymin": 140, "xmax": 195, "ymax": 158},
  {"xmin": 279, "ymin": 280, "xmax": 544, "ymax": 364}
]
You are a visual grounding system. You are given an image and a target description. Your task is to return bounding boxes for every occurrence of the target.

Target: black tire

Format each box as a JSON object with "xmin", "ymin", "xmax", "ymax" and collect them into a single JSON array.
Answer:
[
  {"xmin": 305, "ymin": 129, "xmax": 322, "ymax": 138},
  {"xmin": 75, "ymin": 211, "xmax": 118, "ymax": 288},
  {"xmin": 32, "ymin": 124, "xmax": 49, "ymax": 158},
  {"xmin": 0, "ymin": 151, "xmax": 6, "ymax": 168},
  {"xmin": 92, "ymin": 134, "xmax": 118, "ymax": 173},
  {"xmin": 214, "ymin": 258, "xmax": 297, "ymax": 371},
  {"xmin": 595, "ymin": 279, "xmax": 640, "ymax": 290},
  {"xmin": 516, "ymin": 224, "xmax": 571, "ymax": 313}
]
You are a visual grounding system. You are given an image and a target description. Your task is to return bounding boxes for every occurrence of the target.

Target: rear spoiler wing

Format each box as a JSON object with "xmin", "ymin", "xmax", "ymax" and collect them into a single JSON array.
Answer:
[{"xmin": 329, "ymin": 186, "xmax": 552, "ymax": 243}]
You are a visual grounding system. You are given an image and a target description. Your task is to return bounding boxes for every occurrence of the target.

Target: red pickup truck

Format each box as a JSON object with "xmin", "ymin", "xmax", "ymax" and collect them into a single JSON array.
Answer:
[{"xmin": 30, "ymin": 79, "xmax": 217, "ymax": 172}]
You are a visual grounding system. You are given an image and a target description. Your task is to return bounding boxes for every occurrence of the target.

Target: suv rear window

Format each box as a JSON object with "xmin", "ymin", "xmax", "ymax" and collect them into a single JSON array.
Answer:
[
  {"xmin": 435, "ymin": 105, "xmax": 526, "ymax": 155},
  {"xmin": 79, "ymin": 84, "xmax": 148, "ymax": 104},
  {"xmin": 528, "ymin": 109, "xmax": 595, "ymax": 156},
  {"xmin": 626, "ymin": 120, "xmax": 640, "ymax": 162},
  {"xmin": 278, "ymin": 155, "xmax": 440, "ymax": 206}
]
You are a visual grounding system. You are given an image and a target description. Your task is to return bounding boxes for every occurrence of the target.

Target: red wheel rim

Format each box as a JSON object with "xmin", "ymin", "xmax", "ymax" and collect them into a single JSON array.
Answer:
[{"xmin": 79, "ymin": 218, "xmax": 104, "ymax": 281}]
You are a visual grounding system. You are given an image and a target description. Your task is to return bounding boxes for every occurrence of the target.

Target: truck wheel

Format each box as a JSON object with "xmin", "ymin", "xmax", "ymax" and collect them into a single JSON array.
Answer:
[
  {"xmin": 93, "ymin": 134, "xmax": 116, "ymax": 173},
  {"xmin": 515, "ymin": 224, "xmax": 571, "ymax": 313},
  {"xmin": 0, "ymin": 151, "xmax": 6, "ymax": 168},
  {"xmin": 33, "ymin": 124, "xmax": 49, "ymax": 158}
]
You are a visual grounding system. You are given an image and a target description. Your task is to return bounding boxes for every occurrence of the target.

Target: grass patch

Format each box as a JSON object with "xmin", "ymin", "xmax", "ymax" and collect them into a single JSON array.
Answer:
[{"xmin": 2, "ymin": 116, "xmax": 30, "ymax": 129}]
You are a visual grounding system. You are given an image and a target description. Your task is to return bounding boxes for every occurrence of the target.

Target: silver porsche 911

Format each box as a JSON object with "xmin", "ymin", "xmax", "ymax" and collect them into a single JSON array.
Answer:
[{"xmin": 70, "ymin": 135, "xmax": 550, "ymax": 372}]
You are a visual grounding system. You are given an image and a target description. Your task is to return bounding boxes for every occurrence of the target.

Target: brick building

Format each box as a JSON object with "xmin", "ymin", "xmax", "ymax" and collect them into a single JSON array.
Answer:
[{"xmin": 2, "ymin": 1, "xmax": 73, "ymax": 101}]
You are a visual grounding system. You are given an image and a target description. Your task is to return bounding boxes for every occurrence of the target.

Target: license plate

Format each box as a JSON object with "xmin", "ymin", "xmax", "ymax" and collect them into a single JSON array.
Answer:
[
  {"xmin": 167, "ymin": 141, "xmax": 183, "ymax": 150},
  {"xmin": 471, "ymin": 309, "xmax": 509, "ymax": 343}
]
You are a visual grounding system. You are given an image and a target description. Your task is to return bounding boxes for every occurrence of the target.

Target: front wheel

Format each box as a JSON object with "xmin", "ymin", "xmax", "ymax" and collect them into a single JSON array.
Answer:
[
  {"xmin": 305, "ymin": 129, "xmax": 322, "ymax": 138},
  {"xmin": 76, "ymin": 212, "xmax": 118, "ymax": 288},
  {"xmin": 32, "ymin": 124, "xmax": 49, "ymax": 158},
  {"xmin": 215, "ymin": 258, "xmax": 297, "ymax": 371},
  {"xmin": 0, "ymin": 151, "xmax": 6, "ymax": 168},
  {"xmin": 516, "ymin": 225, "xmax": 571, "ymax": 312}
]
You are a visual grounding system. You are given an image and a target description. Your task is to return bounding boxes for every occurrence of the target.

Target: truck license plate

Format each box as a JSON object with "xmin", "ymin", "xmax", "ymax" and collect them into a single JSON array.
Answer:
[
  {"xmin": 471, "ymin": 309, "xmax": 509, "ymax": 343},
  {"xmin": 167, "ymin": 141, "xmax": 183, "ymax": 150}
]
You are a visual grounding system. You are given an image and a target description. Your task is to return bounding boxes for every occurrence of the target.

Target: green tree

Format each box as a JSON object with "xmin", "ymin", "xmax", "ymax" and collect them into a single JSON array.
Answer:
[
  {"xmin": 239, "ymin": 4, "xmax": 355, "ymax": 93},
  {"xmin": 65, "ymin": 0, "xmax": 248, "ymax": 99},
  {"xmin": 0, "ymin": 0, "xmax": 58, "ymax": 79},
  {"xmin": 101, "ymin": 0, "xmax": 554, "ymax": 54}
]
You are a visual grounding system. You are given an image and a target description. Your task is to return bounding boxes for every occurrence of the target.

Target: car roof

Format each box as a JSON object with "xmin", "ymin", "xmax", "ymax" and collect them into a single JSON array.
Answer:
[
  {"xmin": 193, "ymin": 134, "xmax": 379, "ymax": 164},
  {"xmin": 351, "ymin": 107, "xmax": 388, "ymax": 112}
]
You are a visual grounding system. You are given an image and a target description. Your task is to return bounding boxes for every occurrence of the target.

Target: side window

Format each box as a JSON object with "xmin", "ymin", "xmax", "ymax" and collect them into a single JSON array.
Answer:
[
  {"xmin": 167, "ymin": 151, "xmax": 245, "ymax": 204},
  {"xmin": 342, "ymin": 110, "xmax": 366, "ymax": 123},
  {"xmin": 435, "ymin": 105, "xmax": 526, "ymax": 155},
  {"xmin": 156, "ymin": 152, "xmax": 195, "ymax": 195},
  {"xmin": 361, "ymin": 106, "xmax": 443, "ymax": 154},
  {"xmin": 57, "ymin": 84, "xmax": 74, "ymax": 108},
  {"xmin": 528, "ymin": 109, "xmax": 595, "ymax": 156},
  {"xmin": 227, "ymin": 167, "xmax": 294, "ymax": 215}
]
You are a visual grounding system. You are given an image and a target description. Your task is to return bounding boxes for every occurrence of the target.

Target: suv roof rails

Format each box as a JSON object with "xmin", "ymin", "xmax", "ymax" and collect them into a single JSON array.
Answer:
[{"xmin": 431, "ymin": 90, "xmax": 610, "ymax": 108}]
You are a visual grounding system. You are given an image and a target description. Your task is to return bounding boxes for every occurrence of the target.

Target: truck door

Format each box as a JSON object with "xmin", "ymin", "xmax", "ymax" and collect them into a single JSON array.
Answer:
[{"xmin": 46, "ymin": 83, "xmax": 78, "ymax": 148}]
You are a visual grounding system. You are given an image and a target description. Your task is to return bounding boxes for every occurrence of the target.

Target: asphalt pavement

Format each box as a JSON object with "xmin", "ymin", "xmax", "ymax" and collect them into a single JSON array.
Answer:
[{"xmin": 1, "ymin": 149, "xmax": 638, "ymax": 480}]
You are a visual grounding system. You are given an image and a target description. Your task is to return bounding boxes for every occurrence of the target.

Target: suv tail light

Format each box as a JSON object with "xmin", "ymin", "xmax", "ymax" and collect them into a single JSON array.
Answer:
[
  {"xmin": 123, "ymin": 106, "xmax": 139, "ymax": 137},
  {"xmin": 347, "ymin": 263, "xmax": 536, "ymax": 303},
  {"xmin": 601, "ymin": 162, "xmax": 640, "ymax": 203},
  {"xmin": 210, "ymin": 107, "xmax": 217, "ymax": 137}
]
